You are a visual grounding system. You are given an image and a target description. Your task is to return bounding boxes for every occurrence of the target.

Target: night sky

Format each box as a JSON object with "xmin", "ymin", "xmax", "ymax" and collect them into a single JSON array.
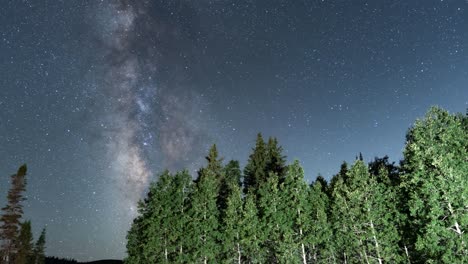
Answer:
[{"xmin": 1, "ymin": 0, "xmax": 467, "ymax": 261}]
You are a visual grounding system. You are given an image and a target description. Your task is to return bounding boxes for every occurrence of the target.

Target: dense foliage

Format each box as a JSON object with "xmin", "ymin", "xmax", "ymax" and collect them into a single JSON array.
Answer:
[{"xmin": 125, "ymin": 107, "xmax": 467, "ymax": 263}]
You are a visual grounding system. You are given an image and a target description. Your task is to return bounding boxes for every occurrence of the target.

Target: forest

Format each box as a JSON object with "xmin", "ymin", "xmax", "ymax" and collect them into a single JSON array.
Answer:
[{"xmin": 124, "ymin": 106, "xmax": 467, "ymax": 264}]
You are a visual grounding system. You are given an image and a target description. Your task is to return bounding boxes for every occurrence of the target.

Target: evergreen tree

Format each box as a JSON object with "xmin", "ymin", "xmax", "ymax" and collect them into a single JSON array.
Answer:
[
  {"xmin": 143, "ymin": 171, "xmax": 173, "ymax": 263},
  {"xmin": 368, "ymin": 156, "xmax": 400, "ymax": 186},
  {"xmin": 401, "ymin": 107, "xmax": 467, "ymax": 263},
  {"xmin": 265, "ymin": 137, "xmax": 287, "ymax": 182},
  {"xmin": 16, "ymin": 220, "xmax": 33, "ymax": 264},
  {"xmin": 187, "ymin": 169, "xmax": 220, "ymax": 263},
  {"xmin": 220, "ymin": 182, "xmax": 243, "ymax": 263},
  {"xmin": 224, "ymin": 160, "xmax": 242, "ymax": 188},
  {"xmin": 314, "ymin": 174, "xmax": 328, "ymax": 194},
  {"xmin": 33, "ymin": 227, "xmax": 46, "ymax": 264},
  {"xmin": 240, "ymin": 192, "xmax": 263, "ymax": 263},
  {"xmin": 243, "ymin": 133, "xmax": 267, "ymax": 193},
  {"xmin": 257, "ymin": 173, "xmax": 282, "ymax": 262},
  {"xmin": 125, "ymin": 214, "xmax": 145, "ymax": 264},
  {"xmin": 219, "ymin": 160, "xmax": 241, "ymax": 217},
  {"xmin": 327, "ymin": 161, "xmax": 348, "ymax": 198},
  {"xmin": 187, "ymin": 158, "xmax": 220, "ymax": 263},
  {"xmin": 0, "ymin": 164, "xmax": 27, "ymax": 263}
]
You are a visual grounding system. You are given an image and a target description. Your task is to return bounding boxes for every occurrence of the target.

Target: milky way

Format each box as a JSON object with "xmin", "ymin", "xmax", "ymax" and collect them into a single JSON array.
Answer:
[{"xmin": 92, "ymin": 0, "xmax": 212, "ymax": 225}]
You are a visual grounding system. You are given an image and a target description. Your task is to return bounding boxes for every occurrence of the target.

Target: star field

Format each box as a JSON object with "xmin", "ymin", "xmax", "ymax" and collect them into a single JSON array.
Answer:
[{"xmin": 0, "ymin": 0, "xmax": 467, "ymax": 261}]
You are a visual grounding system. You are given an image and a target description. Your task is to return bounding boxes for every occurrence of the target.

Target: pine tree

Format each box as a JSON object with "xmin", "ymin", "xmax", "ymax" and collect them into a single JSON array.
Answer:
[
  {"xmin": 143, "ymin": 171, "xmax": 173, "ymax": 263},
  {"xmin": 187, "ymin": 168, "xmax": 220, "ymax": 263},
  {"xmin": 265, "ymin": 137, "xmax": 287, "ymax": 182},
  {"xmin": 224, "ymin": 160, "xmax": 242, "ymax": 188},
  {"xmin": 240, "ymin": 192, "xmax": 264, "ymax": 263},
  {"xmin": 219, "ymin": 160, "xmax": 241, "ymax": 218},
  {"xmin": 187, "ymin": 148, "xmax": 222, "ymax": 263},
  {"xmin": 220, "ymin": 182, "xmax": 243, "ymax": 263},
  {"xmin": 125, "ymin": 214, "xmax": 145, "ymax": 264},
  {"xmin": 0, "ymin": 164, "xmax": 27, "ymax": 263},
  {"xmin": 243, "ymin": 133, "xmax": 268, "ymax": 193},
  {"xmin": 327, "ymin": 161, "xmax": 348, "ymax": 198},
  {"xmin": 219, "ymin": 160, "xmax": 242, "ymax": 215},
  {"xmin": 16, "ymin": 220, "xmax": 34, "ymax": 264},
  {"xmin": 368, "ymin": 156, "xmax": 400, "ymax": 186},
  {"xmin": 257, "ymin": 173, "xmax": 283, "ymax": 262},
  {"xmin": 401, "ymin": 107, "xmax": 467, "ymax": 263},
  {"xmin": 33, "ymin": 227, "xmax": 46, "ymax": 264}
]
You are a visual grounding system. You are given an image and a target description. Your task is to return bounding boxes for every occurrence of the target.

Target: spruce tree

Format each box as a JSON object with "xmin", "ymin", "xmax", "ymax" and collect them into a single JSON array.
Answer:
[
  {"xmin": 265, "ymin": 137, "xmax": 287, "ymax": 182},
  {"xmin": 224, "ymin": 160, "xmax": 242, "ymax": 188},
  {"xmin": 401, "ymin": 107, "xmax": 467, "ymax": 263},
  {"xmin": 33, "ymin": 227, "xmax": 46, "ymax": 264},
  {"xmin": 220, "ymin": 182, "xmax": 243, "ymax": 263},
  {"xmin": 16, "ymin": 220, "xmax": 33, "ymax": 264},
  {"xmin": 327, "ymin": 161, "xmax": 348, "ymax": 198},
  {"xmin": 243, "ymin": 133, "xmax": 267, "ymax": 193},
  {"xmin": 187, "ymin": 168, "xmax": 220, "ymax": 263},
  {"xmin": 187, "ymin": 147, "xmax": 222, "ymax": 263},
  {"xmin": 219, "ymin": 160, "xmax": 241, "ymax": 217},
  {"xmin": 257, "ymin": 173, "xmax": 282, "ymax": 262},
  {"xmin": 240, "ymin": 192, "xmax": 264, "ymax": 263},
  {"xmin": 125, "ymin": 214, "xmax": 145, "ymax": 264},
  {"xmin": 0, "ymin": 164, "xmax": 27, "ymax": 263},
  {"xmin": 143, "ymin": 171, "xmax": 173, "ymax": 263}
]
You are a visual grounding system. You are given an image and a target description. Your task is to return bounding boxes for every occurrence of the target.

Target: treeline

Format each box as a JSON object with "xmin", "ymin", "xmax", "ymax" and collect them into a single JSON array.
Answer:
[
  {"xmin": 0, "ymin": 165, "xmax": 46, "ymax": 264},
  {"xmin": 125, "ymin": 107, "xmax": 467, "ymax": 263},
  {"xmin": 45, "ymin": 256, "xmax": 78, "ymax": 264}
]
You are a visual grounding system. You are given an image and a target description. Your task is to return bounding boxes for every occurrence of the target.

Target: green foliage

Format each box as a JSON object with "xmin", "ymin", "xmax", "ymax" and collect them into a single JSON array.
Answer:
[
  {"xmin": 220, "ymin": 182, "xmax": 243, "ymax": 263},
  {"xmin": 33, "ymin": 227, "xmax": 46, "ymax": 264},
  {"xmin": 243, "ymin": 133, "xmax": 268, "ymax": 194},
  {"xmin": 219, "ymin": 160, "xmax": 242, "ymax": 218},
  {"xmin": 123, "ymin": 106, "xmax": 466, "ymax": 263},
  {"xmin": 401, "ymin": 107, "xmax": 467, "ymax": 263},
  {"xmin": 308, "ymin": 178, "xmax": 333, "ymax": 263},
  {"xmin": 187, "ymin": 168, "xmax": 220, "ymax": 263},
  {"xmin": 257, "ymin": 173, "xmax": 283, "ymax": 262},
  {"xmin": 239, "ymin": 192, "xmax": 263, "ymax": 263}
]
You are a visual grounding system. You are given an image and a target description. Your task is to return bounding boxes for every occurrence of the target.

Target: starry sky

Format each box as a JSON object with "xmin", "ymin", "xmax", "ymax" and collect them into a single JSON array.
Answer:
[{"xmin": 0, "ymin": 0, "xmax": 467, "ymax": 261}]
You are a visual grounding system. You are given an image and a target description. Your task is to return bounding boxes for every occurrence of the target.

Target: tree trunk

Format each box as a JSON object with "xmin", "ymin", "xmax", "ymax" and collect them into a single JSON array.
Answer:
[
  {"xmin": 237, "ymin": 242, "xmax": 241, "ymax": 264},
  {"xmin": 404, "ymin": 245, "xmax": 411, "ymax": 264},
  {"xmin": 164, "ymin": 236, "xmax": 168, "ymax": 262},
  {"xmin": 369, "ymin": 219, "xmax": 383, "ymax": 264},
  {"xmin": 312, "ymin": 244, "xmax": 317, "ymax": 262}
]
